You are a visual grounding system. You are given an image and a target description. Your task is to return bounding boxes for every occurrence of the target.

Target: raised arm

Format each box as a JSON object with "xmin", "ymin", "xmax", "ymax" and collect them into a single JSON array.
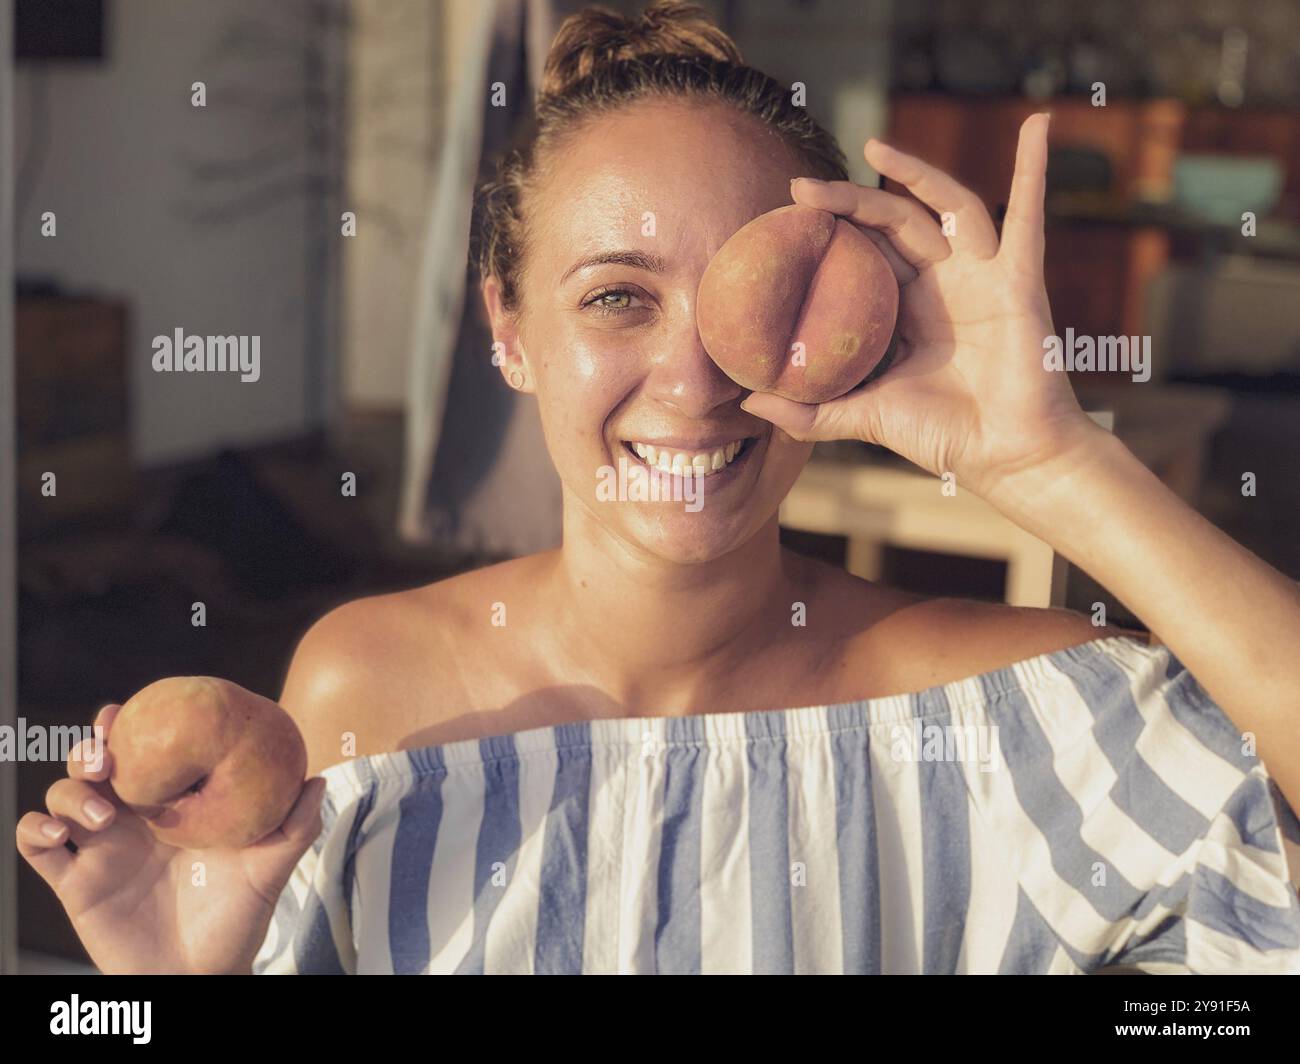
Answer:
[{"xmin": 741, "ymin": 114, "xmax": 1300, "ymax": 812}]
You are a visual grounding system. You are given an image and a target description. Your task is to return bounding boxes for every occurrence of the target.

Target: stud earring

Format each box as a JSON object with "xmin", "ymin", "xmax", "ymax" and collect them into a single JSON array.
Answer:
[{"xmin": 508, "ymin": 369, "xmax": 524, "ymax": 389}]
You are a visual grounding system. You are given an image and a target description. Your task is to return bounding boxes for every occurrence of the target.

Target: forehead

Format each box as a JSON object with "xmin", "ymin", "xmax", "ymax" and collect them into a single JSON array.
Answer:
[{"xmin": 525, "ymin": 97, "xmax": 810, "ymax": 277}]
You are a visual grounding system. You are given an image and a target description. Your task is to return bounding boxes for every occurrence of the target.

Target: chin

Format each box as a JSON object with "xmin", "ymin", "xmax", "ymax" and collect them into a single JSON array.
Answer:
[{"xmin": 620, "ymin": 503, "xmax": 773, "ymax": 565}]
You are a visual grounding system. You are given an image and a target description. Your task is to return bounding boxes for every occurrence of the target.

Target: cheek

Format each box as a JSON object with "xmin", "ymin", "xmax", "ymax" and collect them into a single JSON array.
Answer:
[
  {"xmin": 533, "ymin": 332, "xmax": 642, "ymax": 446},
  {"xmin": 570, "ymin": 347, "xmax": 598, "ymax": 383}
]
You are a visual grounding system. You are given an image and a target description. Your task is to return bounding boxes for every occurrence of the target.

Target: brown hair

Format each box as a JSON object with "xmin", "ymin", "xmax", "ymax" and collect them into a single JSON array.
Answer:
[{"xmin": 473, "ymin": 0, "xmax": 850, "ymax": 314}]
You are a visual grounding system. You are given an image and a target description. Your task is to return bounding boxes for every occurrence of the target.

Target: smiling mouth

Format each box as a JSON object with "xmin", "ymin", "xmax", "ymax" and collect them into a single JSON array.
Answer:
[{"xmin": 620, "ymin": 437, "xmax": 758, "ymax": 476}]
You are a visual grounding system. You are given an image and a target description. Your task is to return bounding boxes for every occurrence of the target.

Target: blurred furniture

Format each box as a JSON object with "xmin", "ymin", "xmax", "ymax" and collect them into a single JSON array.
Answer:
[
  {"xmin": 888, "ymin": 94, "xmax": 1183, "ymax": 340},
  {"xmin": 780, "ymin": 391, "xmax": 1229, "ymax": 608},
  {"xmin": 781, "ymin": 457, "xmax": 1069, "ymax": 608},
  {"xmin": 15, "ymin": 296, "xmax": 133, "ymax": 535},
  {"xmin": 887, "ymin": 94, "xmax": 1300, "ymax": 343},
  {"xmin": 1172, "ymin": 153, "xmax": 1283, "ymax": 226},
  {"xmin": 1145, "ymin": 255, "xmax": 1300, "ymax": 380},
  {"xmin": 1182, "ymin": 107, "xmax": 1300, "ymax": 226},
  {"xmin": 1072, "ymin": 383, "xmax": 1232, "ymax": 505}
]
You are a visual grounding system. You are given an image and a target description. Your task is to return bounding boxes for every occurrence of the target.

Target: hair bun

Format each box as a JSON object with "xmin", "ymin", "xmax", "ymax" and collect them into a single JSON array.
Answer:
[{"xmin": 541, "ymin": 1, "xmax": 742, "ymax": 99}]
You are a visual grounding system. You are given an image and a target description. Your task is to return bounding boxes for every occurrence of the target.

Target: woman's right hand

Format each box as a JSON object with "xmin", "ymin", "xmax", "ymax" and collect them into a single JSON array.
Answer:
[{"xmin": 16, "ymin": 701, "xmax": 326, "ymax": 975}]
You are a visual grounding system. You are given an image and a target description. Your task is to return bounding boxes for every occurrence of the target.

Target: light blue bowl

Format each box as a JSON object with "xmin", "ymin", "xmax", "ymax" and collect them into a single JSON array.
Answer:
[{"xmin": 1172, "ymin": 154, "xmax": 1283, "ymax": 225}]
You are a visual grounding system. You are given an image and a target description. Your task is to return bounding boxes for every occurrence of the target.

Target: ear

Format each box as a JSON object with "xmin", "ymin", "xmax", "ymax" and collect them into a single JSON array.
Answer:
[{"xmin": 482, "ymin": 275, "xmax": 534, "ymax": 394}]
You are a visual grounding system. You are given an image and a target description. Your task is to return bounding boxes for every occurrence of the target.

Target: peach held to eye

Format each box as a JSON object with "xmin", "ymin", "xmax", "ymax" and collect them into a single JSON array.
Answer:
[
  {"xmin": 109, "ymin": 676, "xmax": 307, "ymax": 850},
  {"xmin": 696, "ymin": 204, "xmax": 900, "ymax": 404}
]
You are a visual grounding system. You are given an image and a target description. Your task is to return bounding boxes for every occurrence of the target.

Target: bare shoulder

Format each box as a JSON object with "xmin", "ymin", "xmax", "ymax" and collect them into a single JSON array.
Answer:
[
  {"xmin": 908, "ymin": 596, "xmax": 1133, "ymax": 656},
  {"xmin": 798, "ymin": 554, "xmax": 1144, "ymax": 697},
  {"xmin": 278, "ymin": 552, "xmax": 552, "ymax": 775},
  {"xmin": 879, "ymin": 595, "xmax": 1146, "ymax": 692}
]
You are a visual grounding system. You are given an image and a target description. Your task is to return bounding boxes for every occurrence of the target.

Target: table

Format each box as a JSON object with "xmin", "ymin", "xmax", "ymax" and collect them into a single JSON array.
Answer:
[{"xmin": 779, "ymin": 389, "xmax": 1230, "ymax": 608}]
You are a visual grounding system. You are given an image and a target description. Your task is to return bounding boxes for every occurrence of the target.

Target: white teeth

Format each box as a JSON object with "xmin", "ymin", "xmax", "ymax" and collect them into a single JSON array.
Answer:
[{"xmin": 623, "ymin": 439, "xmax": 749, "ymax": 477}]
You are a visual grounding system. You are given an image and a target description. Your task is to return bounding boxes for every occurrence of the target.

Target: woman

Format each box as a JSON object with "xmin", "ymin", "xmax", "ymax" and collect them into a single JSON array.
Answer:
[{"xmin": 18, "ymin": 2, "xmax": 1300, "ymax": 975}]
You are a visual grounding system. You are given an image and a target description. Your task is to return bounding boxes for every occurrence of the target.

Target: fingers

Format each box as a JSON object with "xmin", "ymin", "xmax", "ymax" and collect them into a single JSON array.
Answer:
[
  {"xmin": 46, "ymin": 777, "xmax": 118, "ymax": 833},
  {"xmin": 95, "ymin": 701, "xmax": 119, "ymax": 738},
  {"xmin": 21, "ymin": 772, "xmax": 119, "ymax": 885},
  {"xmin": 1000, "ymin": 112, "xmax": 1051, "ymax": 272},
  {"xmin": 249, "ymin": 776, "xmax": 326, "ymax": 855},
  {"xmin": 791, "ymin": 178, "xmax": 938, "ymax": 275},
  {"xmin": 740, "ymin": 391, "xmax": 864, "ymax": 444},
  {"xmin": 16, "ymin": 812, "xmax": 75, "ymax": 884},
  {"xmin": 863, "ymin": 139, "xmax": 1000, "ymax": 259},
  {"xmin": 67, "ymin": 704, "xmax": 118, "ymax": 782},
  {"xmin": 242, "ymin": 778, "xmax": 328, "ymax": 901},
  {"xmin": 18, "ymin": 704, "xmax": 123, "ymax": 888},
  {"xmin": 278, "ymin": 777, "xmax": 327, "ymax": 846},
  {"xmin": 858, "ymin": 227, "xmax": 918, "ymax": 285}
]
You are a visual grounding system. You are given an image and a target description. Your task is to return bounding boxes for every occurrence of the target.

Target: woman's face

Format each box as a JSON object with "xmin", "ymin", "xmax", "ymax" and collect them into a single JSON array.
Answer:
[{"xmin": 496, "ymin": 97, "xmax": 816, "ymax": 564}]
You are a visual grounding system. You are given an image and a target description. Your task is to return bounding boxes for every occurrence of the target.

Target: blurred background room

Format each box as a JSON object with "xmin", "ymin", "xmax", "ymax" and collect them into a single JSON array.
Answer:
[{"xmin": 3, "ymin": 0, "xmax": 1299, "ymax": 971}]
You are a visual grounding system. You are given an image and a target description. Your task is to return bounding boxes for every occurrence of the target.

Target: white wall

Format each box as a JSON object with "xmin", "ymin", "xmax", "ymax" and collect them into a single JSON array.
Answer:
[
  {"xmin": 339, "ymin": 0, "xmax": 487, "ymax": 411},
  {"xmin": 342, "ymin": 0, "xmax": 440, "ymax": 408},
  {"xmin": 13, "ymin": 0, "xmax": 325, "ymax": 464}
]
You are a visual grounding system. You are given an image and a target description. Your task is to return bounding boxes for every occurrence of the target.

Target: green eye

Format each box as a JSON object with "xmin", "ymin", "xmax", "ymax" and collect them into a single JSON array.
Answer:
[{"xmin": 582, "ymin": 286, "xmax": 644, "ymax": 317}]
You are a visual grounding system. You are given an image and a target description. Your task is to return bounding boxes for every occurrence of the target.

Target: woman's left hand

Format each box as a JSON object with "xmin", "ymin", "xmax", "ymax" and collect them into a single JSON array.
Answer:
[{"xmin": 742, "ymin": 113, "xmax": 1098, "ymax": 502}]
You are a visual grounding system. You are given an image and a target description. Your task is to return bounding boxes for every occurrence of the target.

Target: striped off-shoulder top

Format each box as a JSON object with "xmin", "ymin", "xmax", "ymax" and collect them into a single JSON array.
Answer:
[{"xmin": 254, "ymin": 635, "xmax": 1300, "ymax": 974}]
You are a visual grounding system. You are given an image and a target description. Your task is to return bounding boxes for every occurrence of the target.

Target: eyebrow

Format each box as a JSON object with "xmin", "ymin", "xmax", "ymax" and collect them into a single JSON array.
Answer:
[{"xmin": 560, "ymin": 249, "xmax": 669, "ymax": 284}]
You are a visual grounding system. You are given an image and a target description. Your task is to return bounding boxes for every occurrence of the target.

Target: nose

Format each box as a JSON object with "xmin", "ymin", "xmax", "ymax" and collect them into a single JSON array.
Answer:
[{"xmin": 642, "ymin": 316, "xmax": 745, "ymax": 418}]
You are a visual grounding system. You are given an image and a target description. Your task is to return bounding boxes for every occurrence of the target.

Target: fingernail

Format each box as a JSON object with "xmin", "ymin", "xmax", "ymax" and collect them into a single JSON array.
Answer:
[
  {"xmin": 793, "ymin": 177, "xmax": 825, "ymax": 188},
  {"xmin": 84, "ymin": 798, "xmax": 114, "ymax": 824},
  {"xmin": 41, "ymin": 821, "xmax": 67, "ymax": 841}
]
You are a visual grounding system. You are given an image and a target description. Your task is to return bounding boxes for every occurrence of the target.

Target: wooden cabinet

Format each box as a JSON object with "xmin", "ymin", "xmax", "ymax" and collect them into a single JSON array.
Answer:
[
  {"xmin": 15, "ymin": 297, "xmax": 134, "ymax": 535},
  {"xmin": 885, "ymin": 94, "xmax": 1300, "ymax": 343}
]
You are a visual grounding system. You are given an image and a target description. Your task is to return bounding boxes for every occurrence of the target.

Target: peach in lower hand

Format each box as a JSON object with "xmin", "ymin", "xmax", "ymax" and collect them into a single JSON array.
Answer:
[
  {"xmin": 108, "ymin": 676, "xmax": 308, "ymax": 850},
  {"xmin": 696, "ymin": 204, "xmax": 900, "ymax": 404}
]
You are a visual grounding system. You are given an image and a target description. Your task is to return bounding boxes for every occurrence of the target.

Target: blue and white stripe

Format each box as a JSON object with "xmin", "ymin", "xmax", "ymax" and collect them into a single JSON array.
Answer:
[{"xmin": 254, "ymin": 636, "xmax": 1300, "ymax": 974}]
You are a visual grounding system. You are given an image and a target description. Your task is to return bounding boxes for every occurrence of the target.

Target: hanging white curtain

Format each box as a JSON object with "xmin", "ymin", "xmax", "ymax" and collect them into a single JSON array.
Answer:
[{"xmin": 399, "ymin": 0, "xmax": 560, "ymax": 557}]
